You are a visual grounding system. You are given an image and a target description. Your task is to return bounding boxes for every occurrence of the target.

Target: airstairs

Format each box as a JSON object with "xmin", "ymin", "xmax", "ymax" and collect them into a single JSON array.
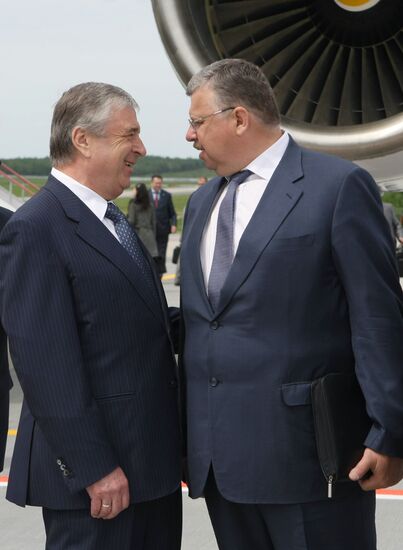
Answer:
[{"xmin": 0, "ymin": 161, "xmax": 39, "ymax": 210}]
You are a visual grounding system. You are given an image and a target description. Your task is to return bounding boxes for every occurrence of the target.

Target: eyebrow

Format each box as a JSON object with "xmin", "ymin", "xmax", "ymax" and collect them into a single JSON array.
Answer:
[{"xmin": 119, "ymin": 126, "xmax": 140, "ymax": 135}]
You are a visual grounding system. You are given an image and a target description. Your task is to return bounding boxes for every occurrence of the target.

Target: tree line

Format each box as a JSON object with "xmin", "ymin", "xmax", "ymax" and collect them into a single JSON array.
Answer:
[
  {"xmin": 2, "ymin": 157, "xmax": 401, "ymax": 214},
  {"xmin": 0, "ymin": 155, "xmax": 206, "ymax": 177}
]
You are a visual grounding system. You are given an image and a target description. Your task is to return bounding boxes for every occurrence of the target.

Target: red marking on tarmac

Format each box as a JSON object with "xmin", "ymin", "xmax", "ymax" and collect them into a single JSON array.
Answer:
[{"xmin": 377, "ymin": 489, "xmax": 403, "ymax": 496}]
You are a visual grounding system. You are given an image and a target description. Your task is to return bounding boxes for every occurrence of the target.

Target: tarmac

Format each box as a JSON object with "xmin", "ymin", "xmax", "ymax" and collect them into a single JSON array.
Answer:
[{"xmin": 1, "ymin": 234, "xmax": 403, "ymax": 549}]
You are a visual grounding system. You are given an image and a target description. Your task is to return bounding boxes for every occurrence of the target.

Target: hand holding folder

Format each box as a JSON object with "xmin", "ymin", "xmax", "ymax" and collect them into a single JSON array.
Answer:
[
  {"xmin": 349, "ymin": 447, "xmax": 403, "ymax": 492},
  {"xmin": 311, "ymin": 372, "xmax": 371, "ymax": 498}
]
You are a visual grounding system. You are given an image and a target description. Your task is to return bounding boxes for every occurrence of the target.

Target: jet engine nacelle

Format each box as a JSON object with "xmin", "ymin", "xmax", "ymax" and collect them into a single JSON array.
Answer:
[{"xmin": 152, "ymin": 0, "xmax": 403, "ymax": 190}]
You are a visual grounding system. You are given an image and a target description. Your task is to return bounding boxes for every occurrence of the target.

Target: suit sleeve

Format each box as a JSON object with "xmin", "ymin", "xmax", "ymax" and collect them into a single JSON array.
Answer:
[
  {"xmin": 331, "ymin": 167, "xmax": 403, "ymax": 457},
  {"xmin": 167, "ymin": 193, "xmax": 177, "ymax": 227},
  {"xmin": 0, "ymin": 218, "xmax": 119, "ymax": 493}
]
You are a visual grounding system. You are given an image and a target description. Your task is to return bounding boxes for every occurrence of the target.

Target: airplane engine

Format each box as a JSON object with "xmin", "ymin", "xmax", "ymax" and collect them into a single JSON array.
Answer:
[{"xmin": 151, "ymin": 0, "xmax": 403, "ymax": 190}]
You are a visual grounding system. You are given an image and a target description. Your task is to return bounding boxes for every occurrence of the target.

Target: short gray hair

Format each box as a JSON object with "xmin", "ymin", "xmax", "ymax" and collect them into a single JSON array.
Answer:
[
  {"xmin": 186, "ymin": 59, "xmax": 280, "ymax": 127},
  {"xmin": 50, "ymin": 82, "xmax": 138, "ymax": 165}
]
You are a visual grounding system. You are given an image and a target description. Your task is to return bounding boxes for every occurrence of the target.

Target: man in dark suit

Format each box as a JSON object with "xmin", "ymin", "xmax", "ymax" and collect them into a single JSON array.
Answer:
[
  {"xmin": 0, "ymin": 206, "xmax": 12, "ymax": 472},
  {"xmin": 0, "ymin": 83, "xmax": 181, "ymax": 549},
  {"xmin": 180, "ymin": 59, "xmax": 403, "ymax": 549},
  {"xmin": 149, "ymin": 174, "xmax": 177, "ymax": 276},
  {"xmin": 383, "ymin": 201, "xmax": 403, "ymax": 245}
]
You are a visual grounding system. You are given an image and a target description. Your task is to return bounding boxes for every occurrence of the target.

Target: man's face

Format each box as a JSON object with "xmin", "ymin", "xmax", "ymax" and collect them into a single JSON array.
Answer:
[
  {"xmin": 151, "ymin": 177, "xmax": 163, "ymax": 191},
  {"xmin": 186, "ymin": 85, "xmax": 235, "ymax": 176},
  {"xmin": 87, "ymin": 106, "xmax": 146, "ymax": 200}
]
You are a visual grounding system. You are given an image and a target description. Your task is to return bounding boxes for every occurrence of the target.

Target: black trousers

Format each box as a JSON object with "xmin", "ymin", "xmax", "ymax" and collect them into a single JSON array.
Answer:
[
  {"xmin": 204, "ymin": 469, "xmax": 376, "ymax": 550},
  {"xmin": 43, "ymin": 488, "xmax": 182, "ymax": 550}
]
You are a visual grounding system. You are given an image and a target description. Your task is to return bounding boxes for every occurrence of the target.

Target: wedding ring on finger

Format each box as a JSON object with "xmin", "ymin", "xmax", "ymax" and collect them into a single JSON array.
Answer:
[{"xmin": 101, "ymin": 503, "xmax": 112, "ymax": 509}]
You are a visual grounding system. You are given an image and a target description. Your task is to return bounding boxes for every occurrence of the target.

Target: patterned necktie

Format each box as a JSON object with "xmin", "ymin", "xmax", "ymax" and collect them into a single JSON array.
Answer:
[
  {"xmin": 105, "ymin": 202, "xmax": 157, "ymax": 296},
  {"xmin": 208, "ymin": 169, "xmax": 252, "ymax": 310}
]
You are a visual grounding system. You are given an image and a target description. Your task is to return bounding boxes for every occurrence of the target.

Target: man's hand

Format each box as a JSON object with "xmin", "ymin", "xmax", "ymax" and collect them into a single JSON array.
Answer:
[
  {"xmin": 171, "ymin": 225, "xmax": 177, "ymax": 234},
  {"xmin": 86, "ymin": 466, "xmax": 130, "ymax": 520},
  {"xmin": 349, "ymin": 448, "xmax": 403, "ymax": 491}
]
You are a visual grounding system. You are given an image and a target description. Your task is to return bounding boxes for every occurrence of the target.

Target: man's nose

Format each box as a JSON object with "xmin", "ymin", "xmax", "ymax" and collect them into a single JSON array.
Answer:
[
  {"xmin": 186, "ymin": 125, "xmax": 196, "ymax": 142},
  {"xmin": 136, "ymin": 138, "xmax": 147, "ymax": 157}
]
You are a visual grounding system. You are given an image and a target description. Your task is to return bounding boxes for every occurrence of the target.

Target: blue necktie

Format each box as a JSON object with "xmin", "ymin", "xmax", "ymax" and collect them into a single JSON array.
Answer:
[
  {"xmin": 208, "ymin": 169, "xmax": 252, "ymax": 310},
  {"xmin": 105, "ymin": 202, "xmax": 157, "ymax": 296}
]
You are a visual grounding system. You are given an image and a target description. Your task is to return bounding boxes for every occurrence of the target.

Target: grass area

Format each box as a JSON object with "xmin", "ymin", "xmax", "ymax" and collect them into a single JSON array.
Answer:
[
  {"xmin": 172, "ymin": 193, "xmax": 190, "ymax": 232},
  {"xmin": 1, "ymin": 172, "xmax": 191, "ymax": 232},
  {"xmin": 130, "ymin": 177, "xmax": 205, "ymax": 188},
  {"xmin": 0, "ymin": 176, "xmax": 190, "ymax": 234},
  {"xmin": 147, "ymin": 170, "xmax": 214, "ymax": 179},
  {"xmin": 0, "ymin": 176, "xmax": 197, "ymax": 192},
  {"xmin": 383, "ymin": 192, "xmax": 403, "ymax": 218},
  {"xmin": 3, "ymin": 174, "xmax": 402, "ymax": 227},
  {"xmin": 0, "ymin": 176, "xmax": 46, "ymax": 197}
]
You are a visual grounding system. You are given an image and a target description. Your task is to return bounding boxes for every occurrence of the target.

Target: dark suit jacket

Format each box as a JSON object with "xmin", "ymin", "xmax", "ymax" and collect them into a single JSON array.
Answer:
[
  {"xmin": 0, "ymin": 175, "xmax": 181, "ymax": 509},
  {"xmin": 0, "ymin": 206, "xmax": 12, "ymax": 471},
  {"xmin": 180, "ymin": 138, "xmax": 403, "ymax": 504},
  {"xmin": 149, "ymin": 189, "xmax": 177, "ymax": 237}
]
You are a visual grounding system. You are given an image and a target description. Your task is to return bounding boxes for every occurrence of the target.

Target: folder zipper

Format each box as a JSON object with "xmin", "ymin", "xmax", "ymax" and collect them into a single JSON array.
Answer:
[{"xmin": 327, "ymin": 474, "xmax": 334, "ymax": 498}]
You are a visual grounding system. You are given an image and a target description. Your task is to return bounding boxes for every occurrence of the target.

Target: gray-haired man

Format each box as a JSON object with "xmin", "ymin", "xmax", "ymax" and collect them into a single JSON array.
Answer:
[{"xmin": 0, "ymin": 82, "xmax": 182, "ymax": 549}]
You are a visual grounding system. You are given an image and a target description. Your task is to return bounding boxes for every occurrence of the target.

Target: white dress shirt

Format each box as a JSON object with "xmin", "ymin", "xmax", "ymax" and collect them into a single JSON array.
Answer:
[
  {"xmin": 51, "ymin": 167, "xmax": 119, "ymax": 240},
  {"xmin": 200, "ymin": 131, "xmax": 289, "ymax": 289}
]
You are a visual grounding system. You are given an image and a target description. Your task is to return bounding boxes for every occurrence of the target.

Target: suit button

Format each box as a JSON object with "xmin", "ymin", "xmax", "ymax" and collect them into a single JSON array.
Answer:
[
  {"xmin": 210, "ymin": 377, "xmax": 219, "ymax": 387},
  {"xmin": 210, "ymin": 321, "xmax": 219, "ymax": 330},
  {"xmin": 169, "ymin": 379, "xmax": 178, "ymax": 388}
]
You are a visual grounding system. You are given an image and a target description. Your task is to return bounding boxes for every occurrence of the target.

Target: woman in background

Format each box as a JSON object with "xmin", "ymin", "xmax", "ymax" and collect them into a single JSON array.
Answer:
[{"xmin": 127, "ymin": 183, "xmax": 160, "ymax": 269}]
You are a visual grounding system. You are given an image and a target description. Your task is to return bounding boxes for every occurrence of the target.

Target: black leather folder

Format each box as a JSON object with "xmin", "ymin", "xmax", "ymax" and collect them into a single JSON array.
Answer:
[{"xmin": 311, "ymin": 372, "xmax": 372, "ymax": 497}]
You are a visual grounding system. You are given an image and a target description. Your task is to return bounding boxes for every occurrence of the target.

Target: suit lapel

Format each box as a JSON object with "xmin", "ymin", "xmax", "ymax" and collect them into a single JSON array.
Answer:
[
  {"xmin": 45, "ymin": 176, "xmax": 165, "ymax": 327},
  {"xmin": 186, "ymin": 177, "xmax": 225, "ymax": 314},
  {"xmin": 76, "ymin": 214, "xmax": 164, "ymax": 324},
  {"xmin": 216, "ymin": 138, "xmax": 305, "ymax": 315}
]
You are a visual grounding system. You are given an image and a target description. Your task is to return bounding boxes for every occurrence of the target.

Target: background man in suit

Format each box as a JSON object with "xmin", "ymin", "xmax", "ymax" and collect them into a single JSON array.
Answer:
[
  {"xmin": 180, "ymin": 59, "xmax": 403, "ymax": 549},
  {"xmin": 0, "ymin": 83, "xmax": 182, "ymax": 549},
  {"xmin": 0, "ymin": 206, "xmax": 12, "ymax": 472},
  {"xmin": 383, "ymin": 201, "xmax": 403, "ymax": 245},
  {"xmin": 149, "ymin": 174, "xmax": 177, "ymax": 276}
]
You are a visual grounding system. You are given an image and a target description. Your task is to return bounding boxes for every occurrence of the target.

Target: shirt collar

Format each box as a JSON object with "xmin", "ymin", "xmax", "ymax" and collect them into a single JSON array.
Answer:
[
  {"xmin": 51, "ymin": 167, "xmax": 109, "ymax": 221},
  {"xmin": 245, "ymin": 131, "xmax": 289, "ymax": 181}
]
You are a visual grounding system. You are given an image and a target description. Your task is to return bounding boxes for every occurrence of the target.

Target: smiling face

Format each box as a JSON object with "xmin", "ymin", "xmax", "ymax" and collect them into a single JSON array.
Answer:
[
  {"xmin": 85, "ymin": 106, "xmax": 146, "ymax": 200},
  {"xmin": 186, "ymin": 85, "xmax": 238, "ymax": 176}
]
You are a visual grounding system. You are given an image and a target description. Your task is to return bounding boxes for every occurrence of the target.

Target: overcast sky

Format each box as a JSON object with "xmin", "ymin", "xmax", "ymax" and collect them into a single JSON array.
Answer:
[{"xmin": 0, "ymin": 0, "xmax": 197, "ymax": 159}]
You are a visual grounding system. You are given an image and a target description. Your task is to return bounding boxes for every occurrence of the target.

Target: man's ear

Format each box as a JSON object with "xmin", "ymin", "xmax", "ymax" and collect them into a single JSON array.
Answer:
[
  {"xmin": 233, "ymin": 106, "xmax": 249, "ymax": 136},
  {"xmin": 71, "ymin": 126, "xmax": 91, "ymax": 158}
]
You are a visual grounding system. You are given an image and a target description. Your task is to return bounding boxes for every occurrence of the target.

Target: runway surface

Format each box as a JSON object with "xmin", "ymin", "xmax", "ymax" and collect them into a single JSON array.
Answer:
[{"xmin": 1, "ymin": 234, "xmax": 402, "ymax": 549}]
